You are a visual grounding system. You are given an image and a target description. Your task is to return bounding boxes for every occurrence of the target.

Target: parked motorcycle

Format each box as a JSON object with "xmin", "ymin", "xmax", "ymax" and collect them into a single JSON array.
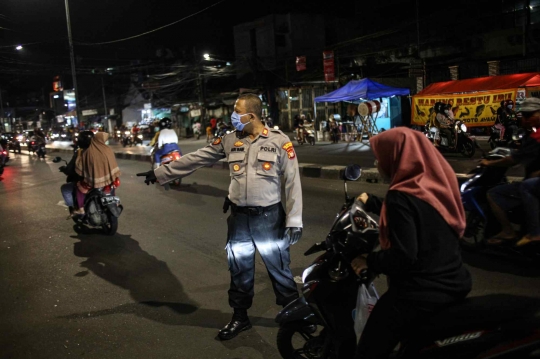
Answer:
[
  {"xmin": 276, "ymin": 164, "xmax": 540, "ymax": 359},
  {"xmin": 424, "ymin": 120, "xmax": 476, "ymax": 157},
  {"xmin": 53, "ymin": 156, "xmax": 123, "ymax": 235},
  {"xmin": 460, "ymin": 147, "xmax": 540, "ymax": 263}
]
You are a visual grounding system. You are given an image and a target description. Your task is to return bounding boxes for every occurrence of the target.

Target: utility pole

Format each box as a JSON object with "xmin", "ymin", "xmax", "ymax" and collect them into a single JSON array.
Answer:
[
  {"xmin": 101, "ymin": 76, "xmax": 108, "ymax": 117},
  {"xmin": 64, "ymin": 0, "xmax": 82, "ymax": 122}
]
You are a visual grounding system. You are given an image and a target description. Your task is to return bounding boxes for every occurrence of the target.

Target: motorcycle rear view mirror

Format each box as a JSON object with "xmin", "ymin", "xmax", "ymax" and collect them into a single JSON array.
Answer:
[
  {"xmin": 343, "ymin": 164, "xmax": 362, "ymax": 181},
  {"xmin": 52, "ymin": 156, "xmax": 63, "ymax": 163}
]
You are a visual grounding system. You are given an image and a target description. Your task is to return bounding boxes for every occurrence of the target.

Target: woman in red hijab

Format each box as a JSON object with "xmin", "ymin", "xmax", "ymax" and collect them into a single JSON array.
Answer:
[{"xmin": 351, "ymin": 127, "xmax": 472, "ymax": 359}]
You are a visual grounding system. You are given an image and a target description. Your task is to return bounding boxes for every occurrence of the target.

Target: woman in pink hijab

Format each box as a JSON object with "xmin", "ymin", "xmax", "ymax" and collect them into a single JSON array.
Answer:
[{"xmin": 351, "ymin": 127, "xmax": 472, "ymax": 359}]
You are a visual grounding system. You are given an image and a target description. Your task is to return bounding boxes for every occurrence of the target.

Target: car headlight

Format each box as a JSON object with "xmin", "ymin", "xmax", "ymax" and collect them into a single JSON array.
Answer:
[
  {"xmin": 61, "ymin": 134, "xmax": 66, "ymax": 137},
  {"xmin": 460, "ymin": 123, "xmax": 467, "ymax": 132},
  {"xmin": 302, "ymin": 263, "xmax": 319, "ymax": 283}
]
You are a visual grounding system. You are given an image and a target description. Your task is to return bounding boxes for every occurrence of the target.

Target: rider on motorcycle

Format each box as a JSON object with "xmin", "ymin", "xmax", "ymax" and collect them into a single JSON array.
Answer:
[
  {"xmin": 149, "ymin": 117, "xmax": 181, "ymax": 169},
  {"xmin": 435, "ymin": 102, "xmax": 455, "ymax": 147},
  {"xmin": 480, "ymin": 97, "xmax": 540, "ymax": 246},
  {"xmin": 73, "ymin": 132, "xmax": 121, "ymax": 215},
  {"xmin": 293, "ymin": 114, "xmax": 304, "ymax": 143},
  {"xmin": 350, "ymin": 127, "xmax": 472, "ymax": 359},
  {"xmin": 499, "ymin": 99, "xmax": 518, "ymax": 141},
  {"xmin": 59, "ymin": 130, "xmax": 94, "ymax": 217}
]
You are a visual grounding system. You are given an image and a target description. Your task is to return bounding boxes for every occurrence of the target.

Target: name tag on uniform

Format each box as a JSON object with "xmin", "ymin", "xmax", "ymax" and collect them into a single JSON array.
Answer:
[
  {"xmin": 260, "ymin": 146, "xmax": 277, "ymax": 153},
  {"xmin": 231, "ymin": 147, "xmax": 245, "ymax": 152}
]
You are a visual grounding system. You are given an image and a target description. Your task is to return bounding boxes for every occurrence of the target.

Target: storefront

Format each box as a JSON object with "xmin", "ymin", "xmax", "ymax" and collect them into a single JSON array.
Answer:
[{"xmin": 411, "ymin": 72, "xmax": 540, "ymax": 129}]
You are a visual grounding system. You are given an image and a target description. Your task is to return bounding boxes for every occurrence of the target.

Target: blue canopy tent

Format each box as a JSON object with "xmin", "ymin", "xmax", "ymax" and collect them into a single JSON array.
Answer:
[
  {"xmin": 314, "ymin": 78, "xmax": 410, "ymax": 102},
  {"xmin": 313, "ymin": 78, "xmax": 411, "ymax": 138}
]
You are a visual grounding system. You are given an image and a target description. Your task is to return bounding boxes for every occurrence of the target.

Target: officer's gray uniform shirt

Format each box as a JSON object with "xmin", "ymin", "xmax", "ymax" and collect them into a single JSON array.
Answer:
[{"xmin": 154, "ymin": 126, "xmax": 303, "ymax": 228}]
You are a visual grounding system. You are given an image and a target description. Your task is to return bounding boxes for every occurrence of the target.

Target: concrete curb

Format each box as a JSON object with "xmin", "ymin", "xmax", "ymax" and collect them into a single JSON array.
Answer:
[{"xmin": 48, "ymin": 147, "xmax": 522, "ymax": 184}]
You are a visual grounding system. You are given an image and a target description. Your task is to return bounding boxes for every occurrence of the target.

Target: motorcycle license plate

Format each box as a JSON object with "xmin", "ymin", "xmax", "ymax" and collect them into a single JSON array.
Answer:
[{"xmin": 101, "ymin": 196, "xmax": 120, "ymax": 205}]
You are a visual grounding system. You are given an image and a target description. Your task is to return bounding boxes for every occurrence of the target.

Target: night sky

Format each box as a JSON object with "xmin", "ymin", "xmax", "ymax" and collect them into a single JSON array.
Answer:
[{"xmin": 0, "ymin": 0, "xmax": 447, "ymax": 100}]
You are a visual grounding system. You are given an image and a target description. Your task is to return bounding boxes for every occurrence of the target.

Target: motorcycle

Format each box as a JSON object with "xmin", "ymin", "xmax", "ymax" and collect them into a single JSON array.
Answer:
[
  {"xmin": 149, "ymin": 143, "xmax": 182, "ymax": 187},
  {"xmin": 459, "ymin": 146, "xmax": 540, "ymax": 263},
  {"xmin": 487, "ymin": 124, "xmax": 520, "ymax": 149},
  {"xmin": 214, "ymin": 123, "xmax": 232, "ymax": 138},
  {"xmin": 276, "ymin": 164, "xmax": 540, "ymax": 359},
  {"xmin": 53, "ymin": 156, "xmax": 123, "ymax": 235},
  {"xmin": 122, "ymin": 131, "xmax": 132, "ymax": 147},
  {"xmin": 29, "ymin": 140, "xmax": 46, "ymax": 158},
  {"xmin": 303, "ymin": 123, "xmax": 316, "ymax": 146},
  {"xmin": 0, "ymin": 145, "xmax": 8, "ymax": 174},
  {"xmin": 424, "ymin": 120, "xmax": 476, "ymax": 158}
]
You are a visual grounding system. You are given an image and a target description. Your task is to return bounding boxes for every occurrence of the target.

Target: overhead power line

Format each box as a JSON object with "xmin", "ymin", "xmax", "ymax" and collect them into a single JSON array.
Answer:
[{"xmin": 76, "ymin": 0, "xmax": 227, "ymax": 46}]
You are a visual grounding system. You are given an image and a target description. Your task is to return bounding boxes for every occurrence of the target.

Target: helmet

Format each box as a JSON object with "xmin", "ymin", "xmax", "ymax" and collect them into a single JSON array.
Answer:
[
  {"xmin": 77, "ymin": 130, "xmax": 94, "ymax": 149},
  {"xmin": 434, "ymin": 102, "xmax": 446, "ymax": 114},
  {"xmin": 159, "ymin": 117, "xmax": 172, "ymax": 130},
  {"xmin": 503, "ymin": 99, "xmax": 514, "ymax": 110}
]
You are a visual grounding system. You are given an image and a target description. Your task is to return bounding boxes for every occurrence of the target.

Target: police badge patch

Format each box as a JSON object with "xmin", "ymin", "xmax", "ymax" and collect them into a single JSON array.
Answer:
[
  {"xmin": 262, "ymin": 162, "xmax": 272, "ymax": 171},
  {"xmin": 282, "ymin": 141, "xmax": 296, "ymax": 159}
]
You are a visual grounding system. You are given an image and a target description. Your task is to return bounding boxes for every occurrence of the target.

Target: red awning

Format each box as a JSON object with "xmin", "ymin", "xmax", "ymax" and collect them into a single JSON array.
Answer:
[{"xmin": 417, "ymin": 72, "xmax": 540, "ymax": 96}]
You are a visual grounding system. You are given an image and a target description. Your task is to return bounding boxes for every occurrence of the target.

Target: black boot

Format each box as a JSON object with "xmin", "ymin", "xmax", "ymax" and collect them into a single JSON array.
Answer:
[{"xmin": 217, "ymin": 309, "xmax": 252, "ymax": 340}]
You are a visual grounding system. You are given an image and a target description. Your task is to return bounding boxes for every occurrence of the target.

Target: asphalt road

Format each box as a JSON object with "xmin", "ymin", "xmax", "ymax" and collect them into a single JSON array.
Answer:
[
  {"xmin": 46, "ymin": 134, "xmax": 526, "ymax": 178},
  {"xmin": 0, "ymin": 152, "xmax": 538, "ymax": 359}
]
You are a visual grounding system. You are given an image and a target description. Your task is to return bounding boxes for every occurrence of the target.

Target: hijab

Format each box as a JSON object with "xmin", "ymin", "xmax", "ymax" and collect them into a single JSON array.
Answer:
[
  {"xmin": 369, "ymin": 127, "xmax": 465, "ymax": 249},
  {"xmin": 75, "ymin": 132, "xmax": 121, "ymax": 188}
]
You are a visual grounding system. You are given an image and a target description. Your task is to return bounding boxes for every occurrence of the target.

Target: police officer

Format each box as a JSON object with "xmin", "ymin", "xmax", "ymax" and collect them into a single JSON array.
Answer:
[{"xmin": 137, "ymin": 93, "xmax": 303, "ymax": 340}]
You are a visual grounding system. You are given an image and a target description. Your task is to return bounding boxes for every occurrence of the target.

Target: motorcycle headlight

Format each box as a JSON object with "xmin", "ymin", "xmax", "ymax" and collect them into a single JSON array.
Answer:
[
  {"xmin": 460, "ymin": 123, "xmax": 467, "ymax": 132},
  {"xmin": 61, "ymin": 134, "xmax": 66, "ymax": 137},
  {"xmin": 302, "ymin": 263, "xmax": 319, "ymax": 283},
  {"xmin": 137, "ymin": 135, "xmax": 143, "ymax": 139},
  {"xmin": 125, "ymin": 131, "xmax": 130, "ymax": 135},
  {"xmin": 17, "ymin": 136, "xmax": 23, "ymax": 141}
]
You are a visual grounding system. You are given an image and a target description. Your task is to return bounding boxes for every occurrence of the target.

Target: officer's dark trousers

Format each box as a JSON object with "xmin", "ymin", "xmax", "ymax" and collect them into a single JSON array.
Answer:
[{"xmin": 226, "ymin": 203, "xmax": 299, "ymax": 309}]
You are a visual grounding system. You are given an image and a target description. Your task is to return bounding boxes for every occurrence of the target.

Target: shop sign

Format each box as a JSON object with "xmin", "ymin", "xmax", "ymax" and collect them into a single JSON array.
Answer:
[
  {"xmin": 526, "ymin": 86, "xmax": 540, "ymax": 99},
  {"xmin": 296, "ymin": 56, "xmax": 306, "ymax": 71},
  {"xmin": 190, "ymin": 109, "xmax": 201, "ymax": 118},
  {"xmin": 323, "ymin": 50, "xmax": 335, "ymax": 82},
  {"xmin": 412, "ymin": 89, "xmax": 516, "ymax": 127},
  {"xmin": 82, "ymin": 109, "xmax": 98, "ymax": 116}
]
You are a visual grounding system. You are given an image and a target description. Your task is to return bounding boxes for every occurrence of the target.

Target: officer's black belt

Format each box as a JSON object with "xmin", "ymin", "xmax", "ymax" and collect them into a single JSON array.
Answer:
[{"xmin": 231, "ymin": 202, "xmax": 280, "ymax": 216}]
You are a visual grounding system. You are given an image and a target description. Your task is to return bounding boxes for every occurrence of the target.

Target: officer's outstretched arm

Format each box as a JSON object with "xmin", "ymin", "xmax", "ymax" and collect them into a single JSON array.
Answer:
[
  {"xmin": 279, "ymin": 140, "xmax": 303, "ymax": 228},
  {"xmin": 153, "ymin": 138, "xmax": 226, "ymax": 185}
]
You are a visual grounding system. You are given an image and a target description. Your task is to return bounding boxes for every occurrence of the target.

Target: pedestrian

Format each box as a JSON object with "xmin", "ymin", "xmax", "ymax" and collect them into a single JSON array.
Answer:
[
  {"xmin": 137, "ymin": 93, "xmax": 303, "ymax": 341},
  {"xmin": 351, "ymin": 127, "xmax": 472, "ymax": 359}
]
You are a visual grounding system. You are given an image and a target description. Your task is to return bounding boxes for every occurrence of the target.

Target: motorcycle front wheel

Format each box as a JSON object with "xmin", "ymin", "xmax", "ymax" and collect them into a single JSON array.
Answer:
[
  {"xmin": 461, "ymin": 139, "xmax": 475, "ymax": 158},
  {"xmin": 309, "ymin": 137, "xmax": 315, "ymax": 146},
  {"xmin": 277, "ymin": 321, "xmax": 329, "ymax": 359}
]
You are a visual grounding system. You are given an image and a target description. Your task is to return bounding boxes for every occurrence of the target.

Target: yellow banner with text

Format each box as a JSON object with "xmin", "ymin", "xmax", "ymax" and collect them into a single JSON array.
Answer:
[{"xmin": 411, "ymin": 89, "xmax": 516, "ymax": 127}]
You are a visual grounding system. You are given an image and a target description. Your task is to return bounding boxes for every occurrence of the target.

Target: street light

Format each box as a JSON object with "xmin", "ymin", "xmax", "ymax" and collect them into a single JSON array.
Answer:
[
  {"xmin": 15, "ymin": 45, "xmax": 23, "ymax": 51},
  {"xmin": 203, "ymin": 53, "xmax": 210, "ymax": 60}
]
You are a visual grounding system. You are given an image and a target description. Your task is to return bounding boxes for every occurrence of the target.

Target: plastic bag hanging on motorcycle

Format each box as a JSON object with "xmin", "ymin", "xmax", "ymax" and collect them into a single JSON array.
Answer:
[{"xmin": 353, "ymin": 283, "xmax": 379, "ymax": 342}]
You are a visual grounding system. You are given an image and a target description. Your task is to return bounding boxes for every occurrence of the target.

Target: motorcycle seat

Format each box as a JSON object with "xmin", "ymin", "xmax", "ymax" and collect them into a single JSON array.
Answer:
[{"xmin": 414, "ymin": 294, "xmax": 540, "ymax": 341}]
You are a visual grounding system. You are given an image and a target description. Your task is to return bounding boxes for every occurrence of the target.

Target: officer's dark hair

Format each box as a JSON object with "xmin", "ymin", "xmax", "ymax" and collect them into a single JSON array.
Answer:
[{"xmin": 238, "ymin": 93, "xmax": 262, "ymax": 119}]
